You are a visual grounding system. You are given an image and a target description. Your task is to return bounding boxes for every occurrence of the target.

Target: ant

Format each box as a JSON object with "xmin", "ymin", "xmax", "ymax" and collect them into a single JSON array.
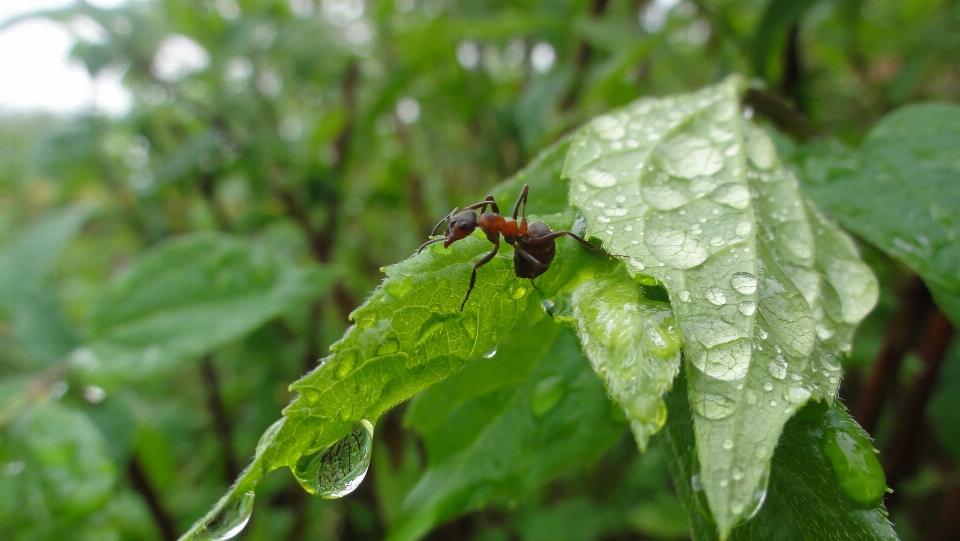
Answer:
[{"xmin": 418, "ymin": 184, "xmax": 619, "ymax": 311}]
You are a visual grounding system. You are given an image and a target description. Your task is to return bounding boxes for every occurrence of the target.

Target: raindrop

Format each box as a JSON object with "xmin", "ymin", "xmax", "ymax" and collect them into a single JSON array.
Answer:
[
  {"xmin": 592, "ymin": 115, "xmax": 626, "ymax": 140},
  {"xmin": 710, "ymin": 183, "xmax": 750, "ymax": 209},
  {"xmin": 766, "ymin": 354, "xmax": 788, "ymax": 380},
  {"xmin": 705, "ymin": 286, "xmax": 726, "ymax": 306},
  {"xmin": 731, "ymin": 500, "xmax": 744, "ymax": 515},
  {"xmin": 785, "ymin": 386, "xmax": 811, "ymax": 404},
  {"xmin": 383, "ymin": 275, "xmax": 414, "ymax": 298},
  {"xmin": 732, "ymin": 467, "xmax": 744, "ymax": 481},
  {"xmin": 676, "ymin": 290, "xmax": 691, "ymax": 302},
  {"xmin": 738, "ymin": 301, "xmax": 756, "ymax": 316},
  {"xmin": 722, "ymin": 438, "xmax": 734, "ymax": 450},
  {"xmin": 193, "ymin": 492, "xmax": 255, "ymax": 541},
  {"xmin": 376, "ymin": 339, "xmax": 399, "ymax": 356},
  {"xmin": 645, "ymin": 228, "xmax": 709, "ymax": 269},
  {"xmin": 769, "ymin": 399, "xmax": 778, "ymax": 407},
  {"xmin": 292, "ymin": 420, "xmax": 374, "ymax": 498},
  {"xmin": 692, "ymin": 392, "xmax": 737, "ymax": 420},
  {"xmin": 483, "ymin": 346, "xmax": 498, "ymax": 358},
  {"xmin": 691, "ymin": 473, "xmax": 703, "ymax": 492},
  {"xmin": 745, "ymin": 390, "xmax": 758, "ymax": 404},
  {"xmin": 502, "ymin": 281, "xmax": 529, "ymax": 300},
  {"xmin": 335, "ymin": 352, "xmax": 357, "ymax": 378},
  {"xmin": 819, "ymin": 351, "xmax": 841, "ymax": 372},
  {"xmin": 730, "ymin": 272, "xmax": 758, "ymax": 295},
  {"xmin": 735, "ymin": 221, "xmax": 752, "ymax": 237},
  {"xmin": 762, "ymin": 381, "xmax": 773, "ymax": 392},
  {"xmin": 584, "ymin": 168, "xmax": 616, "ymax": 188}
]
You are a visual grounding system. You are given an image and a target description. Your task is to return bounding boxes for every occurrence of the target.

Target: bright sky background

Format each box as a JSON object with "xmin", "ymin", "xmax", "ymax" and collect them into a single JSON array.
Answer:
[{"xmin": 0, "ymin": 0, "xmax": 131, "ymax": 115}]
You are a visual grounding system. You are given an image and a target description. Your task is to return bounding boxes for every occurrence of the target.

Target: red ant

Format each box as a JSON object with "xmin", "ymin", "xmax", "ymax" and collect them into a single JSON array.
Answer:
[{"xmin": 418, "ymin": 184, "xmax": 618, "ymax": 311}]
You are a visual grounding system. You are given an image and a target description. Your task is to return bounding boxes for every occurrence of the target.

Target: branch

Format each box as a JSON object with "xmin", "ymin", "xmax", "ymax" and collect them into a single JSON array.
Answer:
[
  {"xmin": 200, "ymin": 354, "xmax": 239, "ymax": 481},
  {"xmin": 127, "ymin": 457, "xmax": 178, "ymax": 541},
  {"xmin": 854, "ymin": 275, "xmax": 934, "ymax": 434}
]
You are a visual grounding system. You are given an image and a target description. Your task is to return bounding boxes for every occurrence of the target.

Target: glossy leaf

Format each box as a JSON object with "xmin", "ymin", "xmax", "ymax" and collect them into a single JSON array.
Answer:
[
  {"xmin": 662, "ymin": 371, "xmax": 897, "ymax": 541},
  {"xmin": 801, "ymin": 104, "xmax": 960, "ymax": 327},
  {"xmin": 564, "ymin": 77, "xmax": 877, "ymax": 536},
  {"xmin": 75, "ymin": 232, "xmax": 333, "ymax": 382}
]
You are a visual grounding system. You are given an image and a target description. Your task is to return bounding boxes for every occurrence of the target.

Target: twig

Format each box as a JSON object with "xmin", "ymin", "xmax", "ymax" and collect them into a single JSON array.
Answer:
[
  {"xmin": 200, "ymin": 354, "xmax": 239, "ymax": 481},
  {"xmin": 780, "ymin": 22, "xmax": 804, "ymax": 112},
  {"xmin": 127, "ymin": 457, "xmax": 178, "ymax": 541},
  {"xmin": 559, "ymin": 0, "xmax": 611, "ymax": 111},
  {"xmin": 884, "ymin": 309, "xmax": 955, "ymax": 487},
  {"xmin": 855, "ymin": 275, "xmax": 934, "ymax": 434},
  {"xmin": 743, "ymin": 87, "xmax": 816, "ymax": 141}
]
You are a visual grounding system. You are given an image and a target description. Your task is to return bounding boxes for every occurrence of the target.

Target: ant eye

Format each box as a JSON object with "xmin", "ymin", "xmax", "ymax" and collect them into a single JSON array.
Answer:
[{"xmin": 460, "ymin": 221, "xmax": 472, "ymax": 230}]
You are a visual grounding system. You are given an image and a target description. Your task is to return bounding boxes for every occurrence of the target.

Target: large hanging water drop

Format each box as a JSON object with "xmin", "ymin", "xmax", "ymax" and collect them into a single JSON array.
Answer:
[
  {"xmin": 292, "ymin": 419, "xmax": 374, "ymax": 498},
  {"xmin": 192, "ymin": 492, "xmax": 255, "ymax": 541}
]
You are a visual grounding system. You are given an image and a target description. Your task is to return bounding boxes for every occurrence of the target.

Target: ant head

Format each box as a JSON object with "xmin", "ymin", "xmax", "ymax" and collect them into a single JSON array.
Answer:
[{"xmin": 444, "ymin": 210, "xmax": 478, "ymax": 247}]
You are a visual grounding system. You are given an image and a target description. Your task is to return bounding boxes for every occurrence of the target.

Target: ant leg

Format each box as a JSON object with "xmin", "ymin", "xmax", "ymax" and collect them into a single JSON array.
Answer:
[
  {"xmin": 530, "ymin": 279, "xmax": 538, "ymax": 290},
  {"xmin": 512, "ymin": 184, "xmax": 530, "ymax": 220},
  {"xmin": 461, "ymin": 239, "xmax": 500, "ymax": 311},
  {"xmin": 465, "ymin": 195, "xmax": 500, "ymax": 215},
  {"xmin": 526, "ymin": 231, "xmax": 625, "ymax": 258},
  {"xmin": 514, "ymin": 245, "xmax": 542, "ymax": 266}
]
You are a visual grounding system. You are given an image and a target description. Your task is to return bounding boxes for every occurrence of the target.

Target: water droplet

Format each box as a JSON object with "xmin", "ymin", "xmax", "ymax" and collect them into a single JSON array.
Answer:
[
  {"xmin": 722, "ymin": 438, "xmax": 734, "ymax": 450},
  {"xmin": 676, "ymin": 290, "xmax": 691, "ymax": 302},
  {"xmin": 746, "ymin": 132, "xmax": 777, "ymax": 170},
  {"xmin": 738, "ymin": 301, "xmax": 756, "ymax": 316},
  {"xmin": 762, "ymin": 381, "xmax": 773, "ymax": 392},
  {"xmin": 645, "ymin": 228, "xmax": 709, "ymax": 269},
  {"xmin": 710, "ymin": 183, "xmax": 751, "ymax": 209},
  {"xmin": 376, "ymin": 339, "xmax": 399, "ymax": 356},
  {"xmin": 756, "ymin": 444, "xmax": 769, "ymax": 458},
  {"xmin": 746, "ymin": 390, "xmax": 758, "ymax": 404},
  {"xmin": 336, "ymin": 352, "xmax": 357, "ymax": 378},
  {"xmin": 705, "ymin": 286, "xmax": 726, "ymax": 306},
  {"xmin": 383, "ymin": 275, "xmax": 414, "ymax": 298},
  {"xmin": 483, "ymin": 346, "xmax": 498, "ymax": 358},
  {"xmin": 502, "ymin": 281, "xmax": 529, "ymax": 300},
  {"xmin": 692, "ymin": 392, "xmax": 737, "ymax": 420},
  {"xmin": 193, "ymin": 492, "xmax": 255, "ymax": 541},
  {"xmin": 731, "ymin": 500, "xmax": 744, "ymax": 515},
  {"xmin": 769, "ymin": 399, "xmax": 778, "ymax": 407},
  {"xmin": 820, "ymin": 351, "xmax": 842, "ymax": 372},
  {"xmin": 823, "ymin": 421, "xmax": 887, "ymax": 506},
  {"xmin": 785, "ymin": 386, "xmax": 811, "ymax": 404},
  {"xmin": 719, "ymin": 478, "xmax": 729, "ymax": 487},
  {"xmin": 657, "ymin": 134, "xmax": 724, "ymax": 178},
  {"xmin": 292, "ymin": 420, "xmax": 374, "ymax": 499},
  {"xmin": 691, "ymin": 473, "xmax": 703, "ymax": 492},
  {"xmin": 732, "ymin": 467, "xmax": 744, "ymax": 481},
  {"xmin": 530, "ymin": 375, "xmax": 567, "ymax": 417},
  {"xmin": 584, "ymin": 168, "xmax": 617, "ymax": 188},
  {"xmin": 766, "ymin": 354, "xmax": 788, "ymax": 380},
  {"xmin": 730, "ymin": 272, "xmax": 758, "ymax": 295},
  {"xmin": 592, "ymin": 115, "xmax": 625, "ymax": 140},
  {"xmin": 757, "ymin": 327, "xmax": 768, "ymax": 340},
  {"xmin": 735, "ymin": 221, "xmax": 752, "ymax": 237}
]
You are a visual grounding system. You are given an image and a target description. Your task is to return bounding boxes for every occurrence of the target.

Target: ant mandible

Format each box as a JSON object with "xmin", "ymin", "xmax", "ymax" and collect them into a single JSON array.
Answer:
[{"xmin": 417, "ymin": 184, "xmax": 618, "ymax": 311}]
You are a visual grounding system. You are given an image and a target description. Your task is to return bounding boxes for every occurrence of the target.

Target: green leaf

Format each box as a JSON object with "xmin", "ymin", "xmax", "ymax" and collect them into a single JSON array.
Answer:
[
  {"xmin": 749, "ymin": 0, "xmax": 825, "ymax": 77},
  {"xmin": 3, "ymin": 401, "xmax": 116, "ymax": 521},
  {"xmin": 662, "ymin": 371, "xmax": 897, "ymax": 541},
  {"xmin": 75, "ymin": 232, "xmax": 333, "ymax": 382},
  {"xmin": 176, "ymin": 141, "xmax": 579, "ymax": 540},
  {"xmin": 388, "ymin": 321, "xmax": 625, "ymax": 541},
  {"xmin": 801, "ymin": 104, "xmax": 960, "ymax": 327},
  {"xmin": 563, "ymin": 76, "xmax": 877, "ymax": 536},
  {"xmin": 563, "ymin": 262, "xmax": 683, "ymax": 450},
  {"xmin": 0, "ymin": 206, "xmax": 94, "ymax": 365}
]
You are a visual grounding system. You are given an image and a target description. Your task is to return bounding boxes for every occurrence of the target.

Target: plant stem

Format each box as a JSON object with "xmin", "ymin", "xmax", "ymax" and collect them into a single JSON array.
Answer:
[
  {"xmin": 200, "ymin": 354, "xmax": 239, "ymax": 482},
  {"xmin": 127, "ymin": 457, "xmax": 178, "ymax": 541}
]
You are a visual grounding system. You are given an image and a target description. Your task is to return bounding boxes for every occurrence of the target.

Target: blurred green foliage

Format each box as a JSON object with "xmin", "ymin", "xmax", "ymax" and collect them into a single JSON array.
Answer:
[{"xmin": 1, "ymin": 0, "xmax": 959, "ymax": 540}]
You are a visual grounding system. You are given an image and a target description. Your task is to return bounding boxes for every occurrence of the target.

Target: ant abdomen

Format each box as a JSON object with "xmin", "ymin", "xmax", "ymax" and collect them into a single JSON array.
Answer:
[{"xmin": 514, "ymin": 220, "xmax": 556, "ymax": 279}]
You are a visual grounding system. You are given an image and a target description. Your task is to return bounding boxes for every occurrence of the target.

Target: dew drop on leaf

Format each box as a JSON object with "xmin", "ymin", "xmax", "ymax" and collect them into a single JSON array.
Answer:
[
  {"xmin": 738, "ymin": 300, "xmax": 756, "ymax": 316},
  {"xmin": 336, "ymin": 352, "xmax": 356, "ymax": 378},
  {"xmin": 644, "ymin": 228, "xmax": 709, "ymax": 269},
  {"xmin": 292, "ymin": 419, "xmax": 374, "ymax": 499},
  {"xmin": 766, "ymin": 354, "xmax": 788, "ymax": 380},
  {"xmin": 704, "ymin": 286, "xmax": 726, "ymax": 306},
  {"xmin": 785, "ymin": 386, "xmax": 811, "ymax": 404},
  {"xmin": 823, "ymin": 419, "xmax": 887, "ymax": 507},
  {"xmin": 482, "ymin": 346, "xmax": 498, "ymax": 358},
  {"xmin": 376, "ymin": 339, "xmax": 399, "ymax": 356},
  {"xmin": 502, "ymin": 281, "xmax": 529, "ymax": 300},
  {"xmin": 730, "ymin": 272, "xmax": 758, "ymax": 295},
  {"xmin": 584, "ymin": 168, "xmax": 617, "ymax": 188},
  {"xmin": 383, "ymin": 275, "xmax": 414, "ymax": 298},
  {"xmin": 193, "ymin": 492, "xmax": 255, "ymax": 541},
  {"xmin": 692, "ymin": 392, "xmax": 736, "ymax": 420},
  {"xmin": 676, "ymin": 289, "xmax": 691, "ymax": 302},
  {"xmin": 710, "ymin": 183, "xmax": 751, "ymax": 209}
]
